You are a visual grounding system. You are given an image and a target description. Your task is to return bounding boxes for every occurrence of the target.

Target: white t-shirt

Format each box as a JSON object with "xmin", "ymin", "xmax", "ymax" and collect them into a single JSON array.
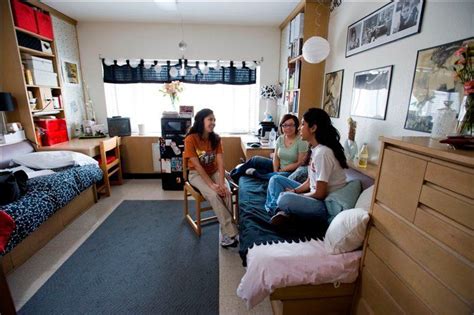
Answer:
[{"xmin": 308, "ymin": 144, "xmax": 346, "ymax": 193}]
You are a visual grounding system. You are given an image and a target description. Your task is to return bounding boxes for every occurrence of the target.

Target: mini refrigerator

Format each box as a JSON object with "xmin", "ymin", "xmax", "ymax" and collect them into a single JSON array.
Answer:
[{"xmin": 160, "ymin": 117, "xmax": 191, "ymax": 190}]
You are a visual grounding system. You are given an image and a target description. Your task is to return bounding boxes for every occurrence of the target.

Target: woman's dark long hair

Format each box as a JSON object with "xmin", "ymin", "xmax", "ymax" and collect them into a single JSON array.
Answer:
[
  {"xmin": 303, "ymin": 108, "xmax": 348, "ymax": 169},
  {"xmin": 186, "ymin": 108, "xmax": 220, "ymax": 150}
]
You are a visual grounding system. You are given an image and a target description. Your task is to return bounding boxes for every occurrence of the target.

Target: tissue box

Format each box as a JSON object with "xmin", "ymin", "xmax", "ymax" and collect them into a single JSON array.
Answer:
[{"xmin": 0, "ymin": 130, "xmax": 26, "ymax": 145}]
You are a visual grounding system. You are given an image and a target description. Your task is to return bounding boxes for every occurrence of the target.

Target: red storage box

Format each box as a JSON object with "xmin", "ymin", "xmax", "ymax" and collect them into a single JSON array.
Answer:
[
  {"xmin": 35, "ymin": 119, "xmax": 67, "ymax": 132},
  {"xmin": 11, "ymin": 0, "xmax": 38, "ymax": 33},
  {"xmin": 42, "ymin": 129, "xmax": 68, "ymax": 146},
  {"xmin": 35, "ymin": 10, "xmax": 54, "ymax": 40}
]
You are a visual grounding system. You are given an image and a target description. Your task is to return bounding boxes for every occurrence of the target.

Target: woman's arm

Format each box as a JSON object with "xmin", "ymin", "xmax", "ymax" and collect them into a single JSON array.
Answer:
[
  {"xmin": 286, "ymin": 178, "xmax": 310, "ymax": 194},
  {"xmin": 216, "ymin": 153, "xmax": 230, "ymax": 196},
  {"xmin": 304, "ymin": 181, "xmax": 328, "ymax": 200},
  {"xmin": 280, "ymin": 152, "xmax": 306, "ymax": 172},
  {"xmin": 273, "ymin": 148, "xmax": 280, "ymax": 172}
]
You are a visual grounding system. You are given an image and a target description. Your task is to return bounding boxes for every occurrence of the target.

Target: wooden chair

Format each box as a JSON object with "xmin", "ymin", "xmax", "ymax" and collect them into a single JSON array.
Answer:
[
  {"xmin": 183, "ymin": 157, "xmax": 239, "ymax": 236},
  {"xmin": 96, "ymin": 137, "xmax": 123, "ymax": 197}
]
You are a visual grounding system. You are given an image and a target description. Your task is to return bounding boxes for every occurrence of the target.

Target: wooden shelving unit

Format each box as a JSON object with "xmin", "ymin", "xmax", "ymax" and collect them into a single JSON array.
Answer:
[
  {"xmin": 281, "ymin": 0, "xmax": 330, "ymax": 120},
  {"xmin": 1, "ymin": 0, "xmax": 66, "ymax": 145}
]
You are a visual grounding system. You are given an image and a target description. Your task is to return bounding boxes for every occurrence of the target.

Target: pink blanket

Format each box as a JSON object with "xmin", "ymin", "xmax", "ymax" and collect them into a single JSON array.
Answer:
[{"xmin": 237, "ymin": 239, "xmax": 362, "ymax": 309}]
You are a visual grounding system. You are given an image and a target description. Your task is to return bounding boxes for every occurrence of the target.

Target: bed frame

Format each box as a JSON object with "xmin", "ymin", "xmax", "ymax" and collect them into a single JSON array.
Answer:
[{"xmin": 268, "ymin": 166, "xmax": 376, "ymax": 315}]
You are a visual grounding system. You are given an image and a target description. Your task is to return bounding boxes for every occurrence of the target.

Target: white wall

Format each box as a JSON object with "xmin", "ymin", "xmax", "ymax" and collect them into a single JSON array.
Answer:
[
  {"xmin": 325, "ymin": 0, "xmax": 474, "ymax": 161},
  {"xmin": 76, "ymin": 21, "xmax": 281, "ymax": 126}
]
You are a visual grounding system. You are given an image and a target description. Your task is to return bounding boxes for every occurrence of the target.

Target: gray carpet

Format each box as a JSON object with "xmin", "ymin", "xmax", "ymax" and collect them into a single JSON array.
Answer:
[{"xmin": 19, "ymin": 200, "xmax": 219, "ymax": 315}]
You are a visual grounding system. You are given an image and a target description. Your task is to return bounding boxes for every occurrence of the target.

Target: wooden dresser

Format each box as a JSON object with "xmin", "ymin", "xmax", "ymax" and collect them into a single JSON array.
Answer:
[{"xmin": 354, "ymin": 136, "xmax": 474, "ymax": 314}]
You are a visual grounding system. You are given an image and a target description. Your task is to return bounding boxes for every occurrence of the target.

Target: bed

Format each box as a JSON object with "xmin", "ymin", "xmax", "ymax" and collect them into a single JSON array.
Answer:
[
  {"xmin": 0, "ymin": 141, "xmax": 103, "ymax": 273},
  {"xmin": 237, "ymin": 167, "xmax": 375, "ymax": 313}
]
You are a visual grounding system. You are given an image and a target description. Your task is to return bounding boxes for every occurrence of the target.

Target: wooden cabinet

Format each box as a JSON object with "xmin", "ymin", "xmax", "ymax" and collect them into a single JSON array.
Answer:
[
  {"xmin": 354, "ymin": 136, "xmax": 474, "ymax": 314},
  {"xmin": 280, "ymin": 1, "xmax": 329, "ymax": 120},
  {"xmin": 0, "ymin": 0, "xmax": 66, "ymax": 146}
]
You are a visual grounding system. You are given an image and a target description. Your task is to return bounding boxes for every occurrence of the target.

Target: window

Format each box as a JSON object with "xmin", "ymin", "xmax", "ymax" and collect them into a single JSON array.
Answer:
[{"xmin": 104, "ymin": 82, "xmax": 259, "ymax": 134}]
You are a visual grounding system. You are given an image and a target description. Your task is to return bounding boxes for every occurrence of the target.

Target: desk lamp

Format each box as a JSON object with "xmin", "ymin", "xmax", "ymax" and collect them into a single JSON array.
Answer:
[{"xmin": 0, "ymin": 93, "xmax": 15, "ymax": 134}]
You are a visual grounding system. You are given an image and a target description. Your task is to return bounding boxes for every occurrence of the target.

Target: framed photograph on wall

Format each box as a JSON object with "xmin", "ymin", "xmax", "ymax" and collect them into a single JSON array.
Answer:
[
  {"xmin": 63, "ymin": 60, "xmax": 80, "ymax": 85},
  {"xmin": 346, "ymin": 0, "xmax": 425, "ymax": 57},
  {"xmin": 323, "ymin": 70, "xmax": 344, "ymax": 118},
  {"xmin": 404, "ymin": 37, "xmax": 473, "ymax": 133},
  {"xmin": 350, "ymin": 65, "xmax": 393, "ymax": 120}
]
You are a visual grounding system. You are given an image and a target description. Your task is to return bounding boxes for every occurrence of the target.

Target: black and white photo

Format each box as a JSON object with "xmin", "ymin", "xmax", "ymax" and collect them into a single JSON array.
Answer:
[
  {"xmin": 350, "ymin": 65, "xmax": 393, "ymax": 120},
  {"xmin": 323, "ymin": 70, "xmax": 344, "ymax": 118},
  {"xmin": 346, "ymin": 0, "xmax": 424, "ymax": 57}
]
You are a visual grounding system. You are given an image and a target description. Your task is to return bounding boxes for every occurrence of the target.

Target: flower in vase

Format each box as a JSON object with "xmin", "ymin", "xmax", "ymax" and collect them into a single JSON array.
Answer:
[
  {"xmin": 452, "ymin": 42, "xmax": 474, "ymax": 135},
  {"xmin": 160, "ymin": 80, "xmax": 184, "ymax": 109}
]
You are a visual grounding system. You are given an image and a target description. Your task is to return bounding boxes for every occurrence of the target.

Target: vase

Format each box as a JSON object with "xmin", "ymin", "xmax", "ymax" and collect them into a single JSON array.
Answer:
[
  {"xmin": 457, "ymin": 93, "xmax": 474, "ymax": 136},
  {"xmin": 431, "ymin": 101, "xmax": 457, "ymax": 139},
  {"xmin": 170, "ymin": 96, "xmax": 178, "ymax": 112}
]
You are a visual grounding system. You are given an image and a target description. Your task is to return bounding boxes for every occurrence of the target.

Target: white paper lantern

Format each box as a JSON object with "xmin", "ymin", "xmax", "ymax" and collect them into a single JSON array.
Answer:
[
  {"xmin": 129, "ymin": 59, "xmax": 140, "ymax": 68},
  {"xmin": 302, "ymin": 36, "xmax": 330, "ymax": 64},
  {"xmin": 154, "ymin": 64, "xmax": 162, "ymax": 73},
  {"xmin": 201, "ymin": 65, "xmax": 209, "ymax": 74},
  {"xmin": 179, "ymin": 67, "xmax": 187, "ymax": 76},
  {"xmin": 247, "ymin": 61, "xmax": 256, "ymax": 70},
  {"xmin": 116, "ymin": 59, "xmax": 127, "ymax": 66},
  {"xmin": 190, "ymin": 67, "xmax": 199, "ymax": 76},
  {"xmin": 104, "ymin": 58, "xmax": 114, "ymax": 66},
  {"xmin": 169, "ymin": 66, "xmax": 179, "ymax": 77},
  {"xmin": 143, "ymin": 61, "xmax": 153, "ymax": 69}
]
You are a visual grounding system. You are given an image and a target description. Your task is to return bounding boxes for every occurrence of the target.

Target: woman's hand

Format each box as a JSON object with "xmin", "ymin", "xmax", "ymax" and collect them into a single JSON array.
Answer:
[{"xmin": 210, "ymin": 182, "xmax": 229, "ymax": 197}]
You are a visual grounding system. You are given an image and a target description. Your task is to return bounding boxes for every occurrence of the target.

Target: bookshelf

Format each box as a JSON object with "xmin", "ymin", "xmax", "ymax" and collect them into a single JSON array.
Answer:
[
  {"xmin": 1, "ymin": 0, "xmax": 66, "ymax": 145},
  {"xmin": 280, "ymin": 0, "xmax": 330, "ymax": 120}
]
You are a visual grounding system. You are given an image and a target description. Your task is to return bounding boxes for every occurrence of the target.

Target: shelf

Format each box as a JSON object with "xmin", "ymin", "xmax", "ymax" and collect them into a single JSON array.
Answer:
[
  {"xmin": 348, "ymin": 160, "xmax": 378, "ymax": 180},
  {"xmin": 288, "ymin": 55, "xmax": 303, "ymax": 64},
  {"xmin": 27, "ymin": 85, "xmax": 61, "ymax": 89},
  {"xmin": 19, "ymin": 46, "xmax": 55, "ymax": 58},
  {"xmin": 15, "ymin": 27, "xmax": 53, "ymax": 42},
  {"xmin": 32, "ymin": 110, "xmax": 63, "ymax": 116},
  {"xmin": 287, "ymin": 89, "xmax": 300, "ymax": 93}
]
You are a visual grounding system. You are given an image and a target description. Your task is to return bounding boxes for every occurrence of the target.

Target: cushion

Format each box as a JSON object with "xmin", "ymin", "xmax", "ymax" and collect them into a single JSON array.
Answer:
[
  {"xmin": 324, "ymin": 208, "xmax": 369, "ymax": 254},
  {"xmin": 324, "ymin": 180, "xmax": 362, "ymax": 223},
  {"xmin": 288, "ymin": 165, "xmax": 308, "ymax": 184},
  {"xmin": 12, "ymin": 151, "xmax": 98, "ymax": 169},
  {"xmin": 96, "ymin": 155, "xmax": 117, "ymax": 165},
  {"xmin": 355, "ymin": 185, "xmax": 374, "ymax": 211},
  {"xmin": 0, "ymin": 210, "xmax": 15, "ymax": 253}
]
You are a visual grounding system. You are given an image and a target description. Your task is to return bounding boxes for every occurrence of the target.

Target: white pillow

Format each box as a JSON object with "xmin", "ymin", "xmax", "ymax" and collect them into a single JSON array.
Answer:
[
  {"xmin": 0, "ymin": 165, "xmax": 55, "ymax": 179},
  {"xmin": 12, "ymin": 151, "xmax": 98, "ymax": 169},
  {"xmin": 324, "ymin": 208, "xmax": 370, "ymax": 255},
  {"xmin": 354, "ymin": 185, "xmax": 374, "ymax": 211}
]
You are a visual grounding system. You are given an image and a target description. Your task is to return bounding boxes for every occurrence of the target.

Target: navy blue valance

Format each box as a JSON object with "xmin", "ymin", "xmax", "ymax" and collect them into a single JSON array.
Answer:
[{"xmin": 102, "ymin": 59, "xmax": 256, "ymax": 85}]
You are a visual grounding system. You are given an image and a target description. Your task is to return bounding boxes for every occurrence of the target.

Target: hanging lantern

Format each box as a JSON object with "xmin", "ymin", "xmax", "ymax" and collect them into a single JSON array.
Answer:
[{"xmin": 302, "ymin": 37, "xmax": 330, "ymax": 64}]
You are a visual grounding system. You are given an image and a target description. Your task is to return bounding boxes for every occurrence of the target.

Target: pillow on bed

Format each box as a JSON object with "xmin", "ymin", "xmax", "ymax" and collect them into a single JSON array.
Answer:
[
  {"xmin": 12, "ymin": 151, "xmax": 98, "ymax": 169},
  {"xmin": 324, "ymin": 180, "xmax": 362, "ymax": 223},
  {"xmin": 324, "ymin": 207, "xmax": 369, "ymax": 254},
  {"xmin": 354, "ymin": 185, "xmax": 374, "ymax": 211}
]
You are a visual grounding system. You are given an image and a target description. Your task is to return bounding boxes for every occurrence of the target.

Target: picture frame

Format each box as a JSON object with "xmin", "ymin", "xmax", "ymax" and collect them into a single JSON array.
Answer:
[
  {"xmin": 323, "ymin": 69, "xmax": 344, "ymax": 118},
  {"xmin": 62, "ymin": 60, "xmax": 80, "ymax": 85},
  {"xmin": 404, "ymin": 37, "xmax": 474, "ymax": 133},
  {"xmin": 346, "ymin": 0, "xmax": 425, "ymax": 57},
  {"xmin": 350, "ymin": 65, "xmax": 393, "ymax": 120}
]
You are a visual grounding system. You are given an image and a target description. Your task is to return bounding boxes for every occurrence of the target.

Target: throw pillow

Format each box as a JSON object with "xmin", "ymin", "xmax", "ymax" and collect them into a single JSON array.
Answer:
[
  {"xmin": 324, "ymin": 180, "xmax": 362, "ymax": 223},
  {"xmin": 12, "ymin": 151, "xmax": 98, "ymax": 170},
  {"xmin": 324, "ymin": 208, "xmax": 369, "ymax": 254},
  {"xmin": 354, "ymin": 185, "xmax": 374, "ymax": 211}
]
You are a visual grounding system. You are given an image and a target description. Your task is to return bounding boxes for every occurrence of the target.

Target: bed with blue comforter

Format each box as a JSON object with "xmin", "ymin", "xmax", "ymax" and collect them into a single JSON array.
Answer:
[
  {"xmin": 238, "ymin": 176, "xmax": 327, "ymax": 266},
  {"xmin": 1, "ymin": 164, "xmax": 102, "ymax": 254}
]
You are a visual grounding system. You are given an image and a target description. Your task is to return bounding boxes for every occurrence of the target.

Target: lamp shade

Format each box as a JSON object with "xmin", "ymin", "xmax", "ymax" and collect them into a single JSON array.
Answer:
[
  {"xmin": 0, "ymin": 93, "xmax": 14, "ymax": 111},
  {"xmin": 302, "ymin": 36, "xmax": 330, "ymax": 64}
]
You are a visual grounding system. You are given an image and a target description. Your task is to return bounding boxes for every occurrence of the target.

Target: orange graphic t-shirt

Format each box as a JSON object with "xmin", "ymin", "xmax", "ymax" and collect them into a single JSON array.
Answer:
[{"xmin": 183, "ymin": 133, "xmax": 223, "ymax": 175}]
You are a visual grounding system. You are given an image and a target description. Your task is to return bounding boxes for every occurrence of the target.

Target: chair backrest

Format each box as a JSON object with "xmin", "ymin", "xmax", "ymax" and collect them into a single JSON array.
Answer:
[{"xmin": 99, "ymin": 136, "xmax": 120, "ymax": 167}]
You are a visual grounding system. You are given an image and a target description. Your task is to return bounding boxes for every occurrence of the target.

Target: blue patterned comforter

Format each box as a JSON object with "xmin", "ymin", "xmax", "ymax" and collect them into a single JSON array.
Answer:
[{"xmin": 1, "ymin": 164, "xmax": 103, "ymax": 254}]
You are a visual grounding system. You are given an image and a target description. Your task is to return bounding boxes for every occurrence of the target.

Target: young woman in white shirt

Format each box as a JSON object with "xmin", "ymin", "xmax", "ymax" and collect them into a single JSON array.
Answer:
[{"xmin": 264, "ymin": 108, "xmax": 348, "ymax": 225}]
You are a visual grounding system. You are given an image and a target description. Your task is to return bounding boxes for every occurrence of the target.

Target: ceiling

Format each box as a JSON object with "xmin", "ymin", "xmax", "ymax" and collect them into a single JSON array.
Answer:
[{"xmin": 43, "ymin": 0, "xmax": 300, "ymax": 26}]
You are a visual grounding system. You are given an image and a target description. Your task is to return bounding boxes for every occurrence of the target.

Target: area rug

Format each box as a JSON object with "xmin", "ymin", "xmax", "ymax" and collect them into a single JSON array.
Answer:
[{"xmin": 19, "ymin": 200, "xmax": 218, "ymax": 314}]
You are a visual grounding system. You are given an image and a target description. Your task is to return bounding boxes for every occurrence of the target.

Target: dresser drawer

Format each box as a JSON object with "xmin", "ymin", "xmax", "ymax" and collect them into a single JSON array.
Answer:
[
  {"xmin": 425, "ymin": 162, "xmax": 474, "ymax": 198},
  {"xmin": 376, "ymin": 148, "xmax": 427, "ymax": 221}
]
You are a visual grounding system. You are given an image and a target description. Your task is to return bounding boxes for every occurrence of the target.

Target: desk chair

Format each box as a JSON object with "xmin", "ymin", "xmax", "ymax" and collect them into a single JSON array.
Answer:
[
  {"xmin": 96, "ymin": 137, "xmax": 123, "ymax": 197},
  {"xmin": 183, "ymin": 158, "xmax": 239, "ymax": 236}
]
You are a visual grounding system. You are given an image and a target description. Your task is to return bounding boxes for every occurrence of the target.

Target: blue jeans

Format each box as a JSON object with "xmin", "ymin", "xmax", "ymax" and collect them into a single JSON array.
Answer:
[
  {"xmin": 230, "ymin": 156, "xmax": 289, "ymax": 181},
  {"xmin": 265, "ymin": 175, "xmax": 328, "ymax": 222}
]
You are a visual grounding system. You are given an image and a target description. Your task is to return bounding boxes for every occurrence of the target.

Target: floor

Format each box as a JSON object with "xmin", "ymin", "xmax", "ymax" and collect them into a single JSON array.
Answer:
[{"xmin": 6, "ymin": 179, "xmax": 273, "ymax": 314}]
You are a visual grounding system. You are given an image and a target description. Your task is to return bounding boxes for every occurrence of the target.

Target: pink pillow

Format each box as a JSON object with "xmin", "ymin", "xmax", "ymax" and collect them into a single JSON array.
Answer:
[{"xmin": 0, "ymin": 211, "xmax": 15, "ymax": 253}]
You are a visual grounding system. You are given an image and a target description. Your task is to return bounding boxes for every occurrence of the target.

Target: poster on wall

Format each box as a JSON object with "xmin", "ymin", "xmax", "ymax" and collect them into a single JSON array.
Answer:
[
  {"xmin": 323, "ymin": 70, "xmax": 344, "ymax": 118},
  {"xmin": 346, "ymin": 0, "xmax": 425, "ymax": 57},
  {"xmin": 63, "ymin": 60, "xmax": 80, "ymax": 85},
  {"xmin": 404, "ymin": 37, "xmax": 473, "ymax": 133},
  {"xmin": 350, "ymin": 65, "xmax": 393, "ymax": 120}
]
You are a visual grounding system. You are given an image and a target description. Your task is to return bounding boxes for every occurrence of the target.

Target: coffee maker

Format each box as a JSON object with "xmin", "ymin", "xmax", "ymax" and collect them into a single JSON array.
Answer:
[{"xmin": 258, "ymin": 121, "xmax": 277, "ymax": 139}]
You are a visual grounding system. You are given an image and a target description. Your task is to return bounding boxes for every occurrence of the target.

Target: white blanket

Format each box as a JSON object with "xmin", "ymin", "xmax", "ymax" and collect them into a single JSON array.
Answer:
[{"xmin": 236, "ymin": 239, "xmax": 362, "ymax": 309}]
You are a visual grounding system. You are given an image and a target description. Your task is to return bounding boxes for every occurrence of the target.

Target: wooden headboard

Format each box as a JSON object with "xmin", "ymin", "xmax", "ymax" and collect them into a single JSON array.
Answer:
[{"xmin": 0, "ymin": 141, "xmax": 35, "ymax": 169}]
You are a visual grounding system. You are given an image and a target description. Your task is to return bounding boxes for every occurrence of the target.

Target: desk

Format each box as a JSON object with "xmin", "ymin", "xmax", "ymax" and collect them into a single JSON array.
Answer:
[
  {"xmin": 240, "ymin": 135, "xmax": 275, "ymax": 160},
  {"xmin": 37, "ymin": 138, "xmax": 112, "ymax": 157}
]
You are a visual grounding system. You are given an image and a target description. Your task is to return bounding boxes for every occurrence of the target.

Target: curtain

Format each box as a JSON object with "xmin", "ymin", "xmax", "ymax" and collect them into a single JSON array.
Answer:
[{"xmin": 103, "ymin": 60, "xmax": 257, "ymax": 85}]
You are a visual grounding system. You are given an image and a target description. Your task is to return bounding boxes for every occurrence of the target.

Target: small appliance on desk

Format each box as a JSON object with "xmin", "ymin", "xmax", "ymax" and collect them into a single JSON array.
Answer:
[
  {"xmin": 107, "ymin": 116, "xmax": 131, "ymax": 137},
  {"xmin": 257, "ymin": 121, "xmax": 277, "ymax": 140}
]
